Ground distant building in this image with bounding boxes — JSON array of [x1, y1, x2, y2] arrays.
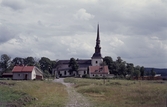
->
[[53, 24, 110, 78], [12, 66, 43, 80], [89, 24, 109, 77], [53, 59, 91, 77], [89, 66, 109, 78], [2, 73, 13, 79]]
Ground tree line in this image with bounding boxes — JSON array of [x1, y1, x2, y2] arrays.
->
[[0, 53, 155, 79], [0, 54, 56, 77], [103, 56, 156, 79], [68, 56, 156, 79]]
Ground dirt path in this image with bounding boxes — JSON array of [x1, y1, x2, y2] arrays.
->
[[54, 78, 91, 107]]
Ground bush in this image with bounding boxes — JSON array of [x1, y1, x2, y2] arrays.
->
[[82, 74, 89, 78]]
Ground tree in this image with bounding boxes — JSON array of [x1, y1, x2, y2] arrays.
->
[[119, 61, 127, 77], [126, 63, 134, 75], [135, 65, 140, 71], [34, 57, 40, 68], [150, 68, 156, 77], [24, 57, 35, 66], [133, 70, 140, 80], [103, 56, 114, 74], [12, 57, 24, 66], [133, 66, 141, 80], [0, 54, 11, 73], [112, 61, 119, 76], [115, 57, 127, 77], [39, 57, 52, 72], [140, 66, 145, 78], [116, 56, 123, 63], [68, 58, 78, 76]]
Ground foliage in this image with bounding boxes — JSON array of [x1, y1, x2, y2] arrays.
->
[[12, 57, 24, 66], [0, 54, 11, 73], [43, 70, 51, 78], [133, 70, 140, 79], [151, 68, 156, 77], [24, 57, 35, 66], [12, 57, 35, 66], [68, 58, 78, 75], [126, 63, 134, 76], [103, 56, 114, 73], [39, 57, 52, 73], [113, 57, 127, 77], [140, 66, 145, 77], [0, 53, 148, 80]]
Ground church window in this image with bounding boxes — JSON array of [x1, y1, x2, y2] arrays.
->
[[64, 71, 66, 75], [96, 61, 98, 64]]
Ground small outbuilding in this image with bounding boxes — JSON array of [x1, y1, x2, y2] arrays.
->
[[2, 73, 13, 79], [12, 66, 43, 80], [89, 66, 109, 78]]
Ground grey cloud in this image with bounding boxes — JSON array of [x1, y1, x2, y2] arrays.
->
[[86, 0, 167, 36], [0, 25, 16, 44], [0, 0, 166, 68], [1, 0, 26, 10]]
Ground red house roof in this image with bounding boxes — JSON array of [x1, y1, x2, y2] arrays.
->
[[89, 66, 109, 74], [12, 66, 35, 73]]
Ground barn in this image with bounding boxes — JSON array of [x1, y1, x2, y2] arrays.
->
[[12, 66, 43, 80]]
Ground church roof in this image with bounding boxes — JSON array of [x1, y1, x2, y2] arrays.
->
[[55, 59, 91, 71], [56, 59, 91, 64], [92, 53, 102, 59]]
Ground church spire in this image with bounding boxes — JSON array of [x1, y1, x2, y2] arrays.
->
[[96, 24, 100, 41], [92, 24, 102, 59]]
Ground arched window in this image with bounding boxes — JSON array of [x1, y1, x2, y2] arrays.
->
[[96, 61, 98, 64]]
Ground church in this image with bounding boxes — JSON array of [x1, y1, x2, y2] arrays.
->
[[52, 24, 110, 78]]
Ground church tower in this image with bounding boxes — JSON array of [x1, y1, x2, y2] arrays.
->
[[91, 24, 103, 66]]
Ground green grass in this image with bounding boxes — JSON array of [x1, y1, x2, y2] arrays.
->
[[65, 78, 167, 107], [0, 80, 68, 107]]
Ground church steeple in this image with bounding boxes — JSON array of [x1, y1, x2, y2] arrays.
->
[[92, 24, 102, 59], [96, 24, 100, 42]]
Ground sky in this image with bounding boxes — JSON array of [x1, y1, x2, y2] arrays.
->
[[0, 0, 167, 68]]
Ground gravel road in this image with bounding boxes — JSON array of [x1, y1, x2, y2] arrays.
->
[[54, 78, 91, 107]]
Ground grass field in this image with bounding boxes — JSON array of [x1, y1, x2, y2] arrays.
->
[[64, 78, 167, 107], [0, 80, 68, 107]]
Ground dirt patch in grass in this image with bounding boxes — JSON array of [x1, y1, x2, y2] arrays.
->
[[0, 81, 15, 86]]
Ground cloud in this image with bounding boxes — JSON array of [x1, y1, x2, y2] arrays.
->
[[0, 0, 166, 68], [0, 24, 16, 44], [1, 0, 26, 10], [74, 8, 94, 20], [79, 0, 98, 4]]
